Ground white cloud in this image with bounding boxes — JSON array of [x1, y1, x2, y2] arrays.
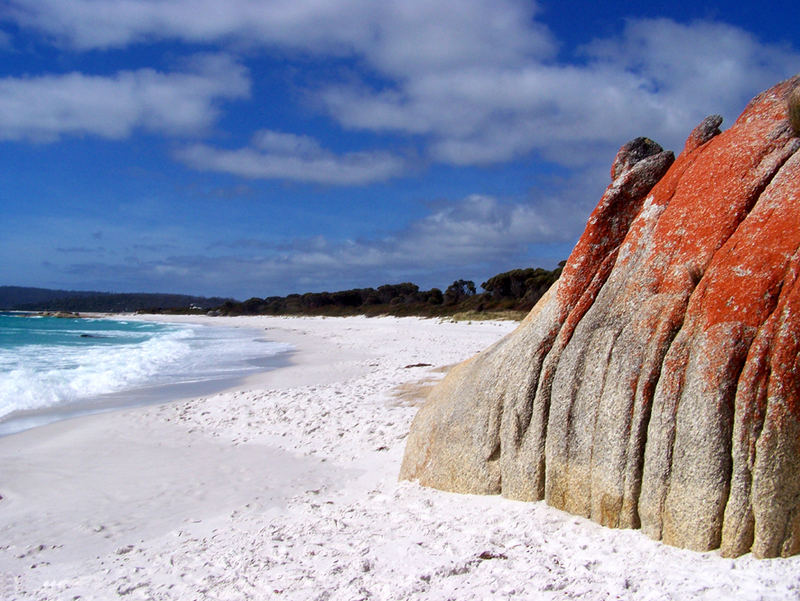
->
[[320, 18, 800, 166], [583, 19, 800, 126], [393, 195, 556, 262], [3, 0, 552, 67], [176, 129, 408, 185], [0, 54, 249, 141], [3, 2, 798, 167], [4, 0, 372, 51]]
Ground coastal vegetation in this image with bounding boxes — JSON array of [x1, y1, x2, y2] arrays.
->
[[211, 264, 564, 319], [1, 263, 564, 319]]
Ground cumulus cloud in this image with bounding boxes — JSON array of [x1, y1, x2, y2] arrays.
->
[[0, 54, 249, 141], [3, 0, 552, 67], [321, 19, 800, 166], [4, 0, 372, 51], [391, 195, 558, 263], [176, 130, 408, 185], [582, 19, 800, 134], [6, 1, 797, 168]]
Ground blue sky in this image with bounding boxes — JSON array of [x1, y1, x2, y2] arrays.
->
[[0, 1, 797, 299]]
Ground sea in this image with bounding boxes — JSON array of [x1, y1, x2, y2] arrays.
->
[[0, 312, 292, 436]]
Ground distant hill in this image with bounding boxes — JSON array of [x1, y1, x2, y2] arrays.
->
[[0, 286, 233, 312]]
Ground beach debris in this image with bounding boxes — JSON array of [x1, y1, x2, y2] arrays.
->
[[478, 551, 508, 560]]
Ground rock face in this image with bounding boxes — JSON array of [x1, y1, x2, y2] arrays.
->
[[400, 76, 800, 558]]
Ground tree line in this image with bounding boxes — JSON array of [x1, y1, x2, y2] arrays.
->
[[211, 263, 564, 318]]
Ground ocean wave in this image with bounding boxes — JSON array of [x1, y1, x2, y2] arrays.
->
[[0, 328, 193, 418], [0, 323, 291, 420]]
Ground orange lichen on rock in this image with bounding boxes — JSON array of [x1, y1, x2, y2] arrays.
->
[[401, 74, 800, 557]]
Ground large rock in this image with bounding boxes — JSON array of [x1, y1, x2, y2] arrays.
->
[[400, 75, 800, 558]]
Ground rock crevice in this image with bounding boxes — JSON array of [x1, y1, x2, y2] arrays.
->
[[400, 75, 800, 558]]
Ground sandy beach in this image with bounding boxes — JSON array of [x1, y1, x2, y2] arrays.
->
[[1, 315, 799, 600]]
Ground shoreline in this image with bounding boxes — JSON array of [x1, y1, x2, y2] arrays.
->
[[1, 315, 798, 600], [124, 313, 375, 390], [0, 315, 512, 599], [0, 314, 295, 438]]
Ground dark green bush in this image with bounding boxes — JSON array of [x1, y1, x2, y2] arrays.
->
[[444, 280, 476, 305], [427, 288, 444, 305]]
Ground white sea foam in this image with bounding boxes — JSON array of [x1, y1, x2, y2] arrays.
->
[[0, 322, 291, 421]]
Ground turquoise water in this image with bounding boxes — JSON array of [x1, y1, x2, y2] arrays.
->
[[0, 312, 175, 350], [0, 313, 291, 435]]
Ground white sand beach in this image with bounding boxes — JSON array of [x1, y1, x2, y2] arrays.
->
[[1, 315, 798, 600]]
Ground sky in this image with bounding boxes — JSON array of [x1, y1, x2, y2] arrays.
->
[[0, 1, 798, 299]]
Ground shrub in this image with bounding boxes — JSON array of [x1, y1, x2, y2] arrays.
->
[[427, 288, 444, 305], [789, 86, 800, 136], [444, 280, 476, 305]]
